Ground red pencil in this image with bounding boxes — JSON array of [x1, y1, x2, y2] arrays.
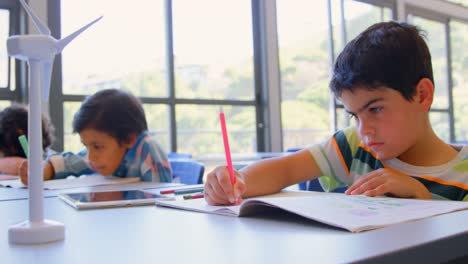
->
[[219, 112, 236, 185]]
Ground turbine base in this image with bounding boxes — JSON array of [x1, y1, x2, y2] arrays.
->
[[9, 219, 65, 244]]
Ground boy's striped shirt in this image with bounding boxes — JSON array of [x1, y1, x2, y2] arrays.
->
[[308, 126, 468, 201]]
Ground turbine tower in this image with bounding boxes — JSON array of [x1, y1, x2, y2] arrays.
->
[[7, 0, 102, 244]]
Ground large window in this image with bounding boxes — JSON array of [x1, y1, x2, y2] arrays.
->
[[410, 15, 451, 141], [0, 9, 9, 88], [173, 1, 254, 101], [276, 0, 332, 150], [61, 1, 167, 97], [450, 20, 468, 141], [446, 0, 468, 7], [172, 0, 257, 156], [0, 0, 20, 104], [7, 0, 464, 157], [57, 0, 259, 157], [406, 4, 468, 143], [277, 0, 468, 149], [277, 0, 394, 150], [60, 0, 168, 152], [0, 0, 20, 100], [343, 0, 393, 43]]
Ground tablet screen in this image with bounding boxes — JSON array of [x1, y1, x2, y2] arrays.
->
[[59, 190, 174, 209], [67, 190, 159, 202]]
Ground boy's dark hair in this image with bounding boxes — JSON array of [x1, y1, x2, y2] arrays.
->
[[0, 104, 55, 157], [73, 89, 148, 144], [330, 21, 433, 100]]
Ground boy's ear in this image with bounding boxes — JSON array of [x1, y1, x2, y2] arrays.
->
[[415, 78, 434, 112], [123, 134, 137, 149]]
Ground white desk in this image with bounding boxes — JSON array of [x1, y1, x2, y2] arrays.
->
[[0, 182, 182, 202], [1, 197, 468, 263]]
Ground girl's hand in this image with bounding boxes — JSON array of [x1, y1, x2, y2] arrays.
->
[[18, 160, 55, 185], [204, 165, 247, 205], [345, 168, 431, 199], [18, 160, 28, 185], [0, 156, 26, 176]]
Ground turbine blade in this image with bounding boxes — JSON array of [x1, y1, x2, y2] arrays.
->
[[56, 16, 103, 52], [41, 61, 53, 113], [19, 0, 51, 35]]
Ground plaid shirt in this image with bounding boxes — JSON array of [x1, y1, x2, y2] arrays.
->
[[48, 131, 172, 182]]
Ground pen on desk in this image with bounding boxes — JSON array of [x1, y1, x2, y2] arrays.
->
[[219, 112, 235, 185], [18, 135, 29, 158], [174, 189, 204, 195], [183, 193, 204, 200], [160, 186, 204, 195]]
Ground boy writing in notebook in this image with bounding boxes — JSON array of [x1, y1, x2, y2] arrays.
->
[[205, 21, 468, 205], [19, 89, 172, 184]]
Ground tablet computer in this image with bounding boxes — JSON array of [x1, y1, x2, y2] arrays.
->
[[58, 190, 174, 210]]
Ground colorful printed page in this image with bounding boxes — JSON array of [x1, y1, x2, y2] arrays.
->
[[0, 175, 140, 190], [156, 191, 468, 232]]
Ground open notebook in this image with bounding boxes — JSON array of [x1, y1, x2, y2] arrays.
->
[[156, 191, 468, 232]]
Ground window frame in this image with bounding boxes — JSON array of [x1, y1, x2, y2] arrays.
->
[[47, 0, 272, 154], [0, 0, 25, 103], [406, 5, 455, 141], [403, 0, 468, 143], [10, 0, 468, 153], [331, 0, 468, 144]]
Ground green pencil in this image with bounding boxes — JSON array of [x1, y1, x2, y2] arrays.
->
[[18, 135, 29, 158], [174, 188, 204, 195], [183, 193, 204, 200]]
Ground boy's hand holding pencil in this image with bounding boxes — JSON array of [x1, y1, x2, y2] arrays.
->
[[204, 111, 246, 206], [204, 165, 246, 205], [17, 135, 54, 185]]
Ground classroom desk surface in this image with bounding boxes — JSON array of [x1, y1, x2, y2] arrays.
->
[[1, 197, 468, 264], [0, 182, 182, 202]]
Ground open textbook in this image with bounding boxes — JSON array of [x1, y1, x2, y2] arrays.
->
[[0, 175, 140, 190], [156, 191, 468, 232]]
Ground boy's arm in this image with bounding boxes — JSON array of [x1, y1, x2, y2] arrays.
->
[[18, 151, 93, 185], [141, 161, 172, 182], [47, 151, 95, 179], [0, 157, 27, 175], [204, 149, 323, 205], [140, 155, 172, 182], [139, 141, 172, 182], [241, 149, 323, 197]]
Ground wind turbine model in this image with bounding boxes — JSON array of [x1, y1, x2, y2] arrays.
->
[[7, 0, 102, 244]]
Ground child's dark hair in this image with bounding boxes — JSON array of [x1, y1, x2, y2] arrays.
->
[[0, 104, 55, 157], [72, 89, 148, 144], [330, 21, 433, 101]]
